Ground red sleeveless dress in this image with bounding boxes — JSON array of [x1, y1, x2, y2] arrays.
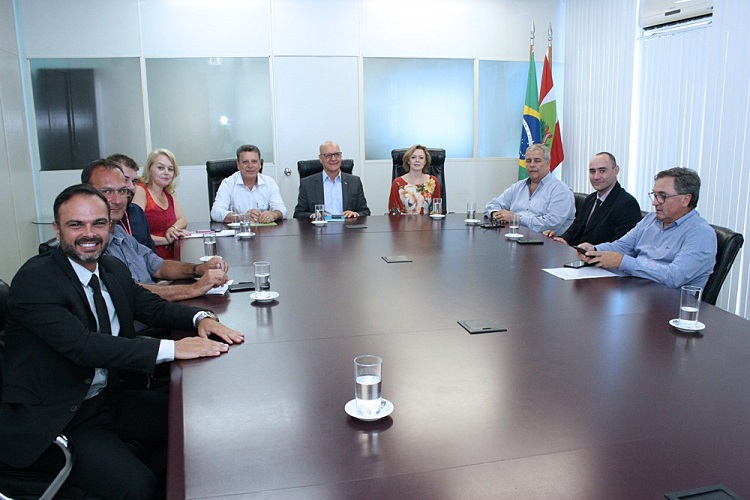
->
[[143, 186, 178, 259]]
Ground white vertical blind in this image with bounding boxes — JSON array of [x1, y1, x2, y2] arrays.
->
[[562, 0, 639, 194], [565, 0, 750, 317]]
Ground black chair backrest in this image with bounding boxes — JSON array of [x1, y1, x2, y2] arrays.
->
[[703, 224, 744, 305], [573, 192, 588, 215], [1, 279, 9, 385], [205, 159, 240, 212], [297, 159, 354, 179], [391, 148, 447, 212]]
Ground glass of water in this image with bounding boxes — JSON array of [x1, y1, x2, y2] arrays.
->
[[679, 285, 702, 328], [354, 355, 383, 416], [508, 214, 520, 235], [253, 261, 271, 299], [202, 231, 217, 257], [432, 198, 443, 216], [466, 202, 477, 221], [314, 204, 325, 222]]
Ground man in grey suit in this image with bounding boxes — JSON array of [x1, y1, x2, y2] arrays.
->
[[293, 140, 370, 219]]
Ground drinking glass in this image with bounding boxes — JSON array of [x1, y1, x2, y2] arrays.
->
[[508, 214, 520, 235], [314, 204, 325, 222], [254, 261, 271, 299], [466, 202, 477, 221], [679, 285, 702, 328], [354, 355, 383, 416], [202, 231, 217, 257], [432, 198, 443, 216]]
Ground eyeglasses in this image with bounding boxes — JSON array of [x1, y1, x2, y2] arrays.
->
[[99, 188, 130, 198], [321, 152, 342, 160], [648, 191, 684, 204]]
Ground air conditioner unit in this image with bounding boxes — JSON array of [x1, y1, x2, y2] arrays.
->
[[639, 0, 714, 31]]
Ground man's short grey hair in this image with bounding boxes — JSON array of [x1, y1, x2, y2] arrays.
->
[[236, 144, 262, 161], [655, 167, 701, 209], [526, 143, 551, 162]]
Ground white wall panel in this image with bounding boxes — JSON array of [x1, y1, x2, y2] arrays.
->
[[140, 0, 271, 57], [272, 0, 360, 56], [476, 0, 565, 61], [362, 0, 476, 58], [18, 0, 141, 57], [0, 0, 17, 52], [273, 56, 361, 214]]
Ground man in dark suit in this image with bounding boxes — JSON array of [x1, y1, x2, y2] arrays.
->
[[105, 153, 157, 251], [293, 140, 370, 218], [0, 184, 244, 498], [543, 152, 642, 245]]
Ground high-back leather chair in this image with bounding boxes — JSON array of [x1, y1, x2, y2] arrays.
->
[[573, 192, 588, 215], [391, 148, 447, 213], [703, 224, 744, 305], [297, 159, 354, 179], [205, 159, 240, 213], [0, 278, 78, 499]]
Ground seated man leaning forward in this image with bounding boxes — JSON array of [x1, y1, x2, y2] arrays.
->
[[294, 140, 370, 219], [106, 153, 157, 251], [82, 159, 229, 302], [0, 184, 243, 498], [579, 167, 716, 289], [543, 151, 642, 246], [210, 144, 287, 223], [485, 143, 575, 234]]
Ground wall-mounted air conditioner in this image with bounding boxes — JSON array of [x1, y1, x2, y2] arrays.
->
[[639, 0, 714, 31]]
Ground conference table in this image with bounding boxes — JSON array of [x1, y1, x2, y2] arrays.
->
[[167, 215, 750, 499]]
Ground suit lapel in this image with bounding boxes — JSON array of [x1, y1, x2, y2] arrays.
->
[[52, 249, 92, 326], [341, 173, 350, 208], [98, 260, 135, 338], [587, 182, 621, 230]]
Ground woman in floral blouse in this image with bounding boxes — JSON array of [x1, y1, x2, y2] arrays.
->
[[388, 144, 442, 215]]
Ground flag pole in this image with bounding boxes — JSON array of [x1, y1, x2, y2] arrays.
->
[[547, 23, 553, 62], [530, 21, 535, 55]]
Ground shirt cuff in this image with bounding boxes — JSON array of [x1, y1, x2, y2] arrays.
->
[[157, 339, 175, 363]]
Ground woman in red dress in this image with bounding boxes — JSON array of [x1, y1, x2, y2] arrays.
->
[[132, 148, 189, 259], [388, 144, 441, 215]]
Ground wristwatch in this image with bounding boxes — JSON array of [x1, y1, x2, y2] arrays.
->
[[194, 311, 219, 327]]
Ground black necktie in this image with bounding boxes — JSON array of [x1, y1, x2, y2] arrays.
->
[[88, 274, 112, 335], [586, 198, 602, 229]]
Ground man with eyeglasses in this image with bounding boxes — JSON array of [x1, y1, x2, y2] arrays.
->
[[81, 159, 229, 302], [293, 140, 370, 219], [578, 167, 716, 289], [106, 153, 156, 251]]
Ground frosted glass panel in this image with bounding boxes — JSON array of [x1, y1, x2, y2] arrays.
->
[[146, 58, 272, 165], [29, 58, 145, 170], [364, 58, 473, 160], [478, 60, 564, 158]]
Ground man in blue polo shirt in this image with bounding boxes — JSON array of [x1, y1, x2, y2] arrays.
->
[[579, 167, 716, 289]]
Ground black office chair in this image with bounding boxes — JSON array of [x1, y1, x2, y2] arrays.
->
[[297, 159, 354, 179], [205, 159, 239, 213], [39, 237, 59, 254], [391, 148, 447, 213], [702, 224, 744, 306], [0, 278, 79, 499], [573, 192, 588, 215]]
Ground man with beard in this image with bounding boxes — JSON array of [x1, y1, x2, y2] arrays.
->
[[84, 159, 228, 302], [0, 184, 244, 498], [484, 143, 575, 234]]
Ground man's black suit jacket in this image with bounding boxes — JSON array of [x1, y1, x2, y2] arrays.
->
[[0, 249, 201, 468], [560, 182, 643, 246], [294, 171, 370, 218]]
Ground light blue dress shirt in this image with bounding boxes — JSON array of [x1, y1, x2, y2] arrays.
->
[[210, 171, 288, 222], [105, 225, 164, 285], [484, 174, 576, 234], [595, 210, 716, 289], [322, 171, 344, 215]]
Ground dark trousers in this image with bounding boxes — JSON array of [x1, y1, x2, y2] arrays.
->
[[33, 386, 168, 499]]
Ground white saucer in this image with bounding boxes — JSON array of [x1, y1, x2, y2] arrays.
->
[[250, 291, 279, 302], [345, 399, 394, 421], [669, 318, 706, 333], [199, 255, 222, 262], [465, 219, 481, 224], [430, 214, 446, 219], [505, 233, 523, 239], [312, 220, 327, 225], [237, 231, 255, 239], [227, 222, 240, 228]]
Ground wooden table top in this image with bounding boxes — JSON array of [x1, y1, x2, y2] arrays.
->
[[168, 215, 750, 499]]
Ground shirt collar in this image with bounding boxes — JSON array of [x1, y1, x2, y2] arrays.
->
[[68, 257, 99, 286], [322, 170, 341, 184]]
